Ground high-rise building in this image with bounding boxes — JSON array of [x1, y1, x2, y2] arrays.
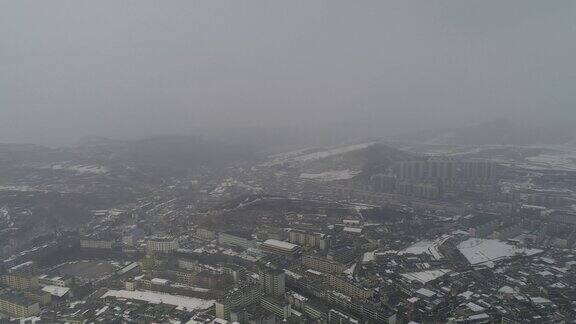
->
[[0, 274, 39, 291], [80, 238, 114, 250], [370, 174, 397, 193], [259, 265, 285, 296], [215, 282, 261, 320], [146, 236, 179, 253], [218, 231, 256, 250], [288, 229, 329, 251], [398, 160, 497, 182]]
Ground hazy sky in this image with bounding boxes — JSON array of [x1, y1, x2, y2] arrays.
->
[[1, 1, 575, 144]]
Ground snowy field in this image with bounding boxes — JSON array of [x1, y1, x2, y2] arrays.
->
[[457, 239, 542, 266], [263, 142, 376, 166], [102, 289, 214, 311], [38, 162, 109, 174]]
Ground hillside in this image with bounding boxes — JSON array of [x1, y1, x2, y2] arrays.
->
[[261, 141, 415, 182]]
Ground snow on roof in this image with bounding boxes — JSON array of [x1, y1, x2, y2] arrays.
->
[[186, 319, 229, 324], [306, 269, 323, 276], [151, 278, 169, 285], [288, 292, 308, 302], [362, 251, 376, 263], [468, 313, 490, 321], [343, 227, 362, 234], [530, 297, 553, 305], [41, 285, 70, 297], [466, 302, 485, 312], [9, 261, 34, 270], [284, 270, 302, 280], [549, 282, 567, 289], [399, 236, 449, 260], [102, 289, 214, 311], [117, 262, 139, 275], [521, 204, 547, 210], [262, 239, 299, 251], [457, 239, 543, 266], [291, 309, 303, 317], [415, 288, 436, 298], [400, 240, 435, 255], [329, 309, 359, 324], [498, 286, 515, 294], [344, 263, 356, 275], [401, 269, 451, 284], [95, 305, 109, 316], [540, 257, 556, 264], [407, 297, 419, 303]]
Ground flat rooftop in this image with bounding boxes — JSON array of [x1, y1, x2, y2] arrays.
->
[[262, 239, 300, 251]]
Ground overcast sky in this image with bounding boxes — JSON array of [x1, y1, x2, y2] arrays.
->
[[1, 1, 575, 144]]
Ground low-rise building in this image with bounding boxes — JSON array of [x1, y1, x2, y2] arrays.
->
[[218, 232, 256, 250], [175, 270, 198, 286], [196, 228, 216, 240], [23, 290, 51, 306], [328, 309, 360, 324], [260, 239, 301, 258], [80, 238, 114, 249], [260, 296, 291, 320], [303, 254, 346, 274], [288, 229, 329, 251], [0, 292, 40, 318], [325, 274, 374, 300], [8, 261, 37, 276], [38, 275, 72, 287], [146, 236, 179, 253], [0, 274, 39, 291]]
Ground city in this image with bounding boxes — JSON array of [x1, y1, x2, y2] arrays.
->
[[1, 136, 576, 323], [1, 1, 576, 323]]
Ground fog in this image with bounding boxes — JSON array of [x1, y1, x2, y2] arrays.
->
[[1, 1, 575, 145]]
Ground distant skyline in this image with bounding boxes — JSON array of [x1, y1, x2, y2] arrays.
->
[[1, 1, 575, 145]]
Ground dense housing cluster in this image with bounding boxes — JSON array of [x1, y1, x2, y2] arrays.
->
[[1, 141, 576, 323]]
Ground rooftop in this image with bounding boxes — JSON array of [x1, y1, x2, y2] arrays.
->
[[261, 239, 300, 251]]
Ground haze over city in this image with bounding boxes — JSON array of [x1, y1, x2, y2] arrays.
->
[[1, 2, 576, 324], [1, 1, 575, 144]]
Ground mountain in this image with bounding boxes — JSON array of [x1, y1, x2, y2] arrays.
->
[[0, 135, 260, 195]]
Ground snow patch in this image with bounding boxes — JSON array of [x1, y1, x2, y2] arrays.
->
[[263, 142, 376, 166], [38, 162, 109, 174], [101, 289, 214, 311], [457, 239, 542, 266], [300, 170, 360, 181], [401, 269, 451, 284]]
